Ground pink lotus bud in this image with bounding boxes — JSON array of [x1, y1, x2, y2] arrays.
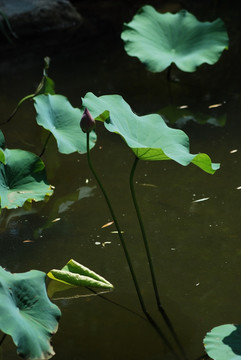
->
[[80, 108, 95, 133]]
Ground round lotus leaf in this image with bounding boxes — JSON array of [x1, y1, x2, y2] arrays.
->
[[121, 6, 229, 72], [0, 266, 61, 359], [204, 324, 241, 360], [0, 148, 53, 209]]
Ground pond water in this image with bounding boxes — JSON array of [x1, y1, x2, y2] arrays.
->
[[0, 1, 241, 359]]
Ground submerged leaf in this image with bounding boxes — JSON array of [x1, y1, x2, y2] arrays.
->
[[204, 324, 241, 360], [0, 266, 61, 360], [81, 92, 219, 174], [34, 94, 96, 154], [121, 6, 229, 72], [0, 148, 53, 209], [48, 259, 114, 289]]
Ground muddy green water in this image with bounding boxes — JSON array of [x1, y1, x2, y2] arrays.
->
[[0, 3, 241, 360]]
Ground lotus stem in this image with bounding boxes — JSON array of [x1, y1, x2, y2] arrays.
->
[[86, 287, 146, 321], [39, 132, 52, 157], [0, 333, 6, 346], [0, 94, 35, 126], [86, 133, 180, 359], [129, 155, 188, 360]]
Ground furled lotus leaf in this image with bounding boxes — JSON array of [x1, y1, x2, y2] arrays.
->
[[121, 6, 229, 72], [81, 92, 220, 174], [34, 94, 96, 154], [204, 324, 241, 360], [48, 259, 114, 289], [37, 56, 55, 95], [0, 266, 61, 360], [6, 57, 55, 124], [0, 148, 53, 209]]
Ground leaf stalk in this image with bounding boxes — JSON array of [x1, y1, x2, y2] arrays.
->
[[86, 133, 180, 359], [129, 155, 188, 360]]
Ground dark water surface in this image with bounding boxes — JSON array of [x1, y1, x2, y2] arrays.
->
[[0, 1, 241, 359]]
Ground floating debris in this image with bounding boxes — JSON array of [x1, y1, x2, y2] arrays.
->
[[208, 103, 222, 109], [230, 149, 238, 154], [101, 221, 114, 229], [102, 241, 111, 247], [192, 197, 210, 203], [139, 183, 158, 188], [52, 218, 61, 222], [110, 231, 124, 234]]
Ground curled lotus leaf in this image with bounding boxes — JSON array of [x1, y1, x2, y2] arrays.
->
[[81, 92, 219, 174], [48, 259, 114, 289], [0, 266, 61, 360], [0, 148, 53, 209], [121, 6, 229, 72]]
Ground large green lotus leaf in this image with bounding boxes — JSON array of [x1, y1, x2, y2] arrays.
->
[[34, 94, 96, 154], [81, 92, 219, 174], [204, 324, 241, 360], [121, 6, 229, 72], [0, 266, 61, 360], [48, 259, 114, 289], [0, 148, 53, 209]]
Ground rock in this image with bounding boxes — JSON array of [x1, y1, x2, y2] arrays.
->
[[0, 0, 83, 39]]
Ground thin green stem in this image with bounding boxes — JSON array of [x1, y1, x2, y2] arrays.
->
[[39, 132, 52, 157], [0, 94, 35, 126], [86, 133, 180, 359], [86, 287, 146, 321], [130, 156, 188, 360], [0, 333, 6, 346]]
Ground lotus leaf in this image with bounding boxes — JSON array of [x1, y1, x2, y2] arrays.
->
[[48, 259, 114, 289], [0, 148, 53, 209], [121, 6, 229, 72], [0, 130, 5, 164], [81, 92, 219, 174], [0, 266, 61, 360], [204, 324, 241, 360], [34, 94, 96, 154], [0, 130, 5, 148]]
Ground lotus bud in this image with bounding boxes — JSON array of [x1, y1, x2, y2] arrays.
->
[[80, 108, 95, 133]]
